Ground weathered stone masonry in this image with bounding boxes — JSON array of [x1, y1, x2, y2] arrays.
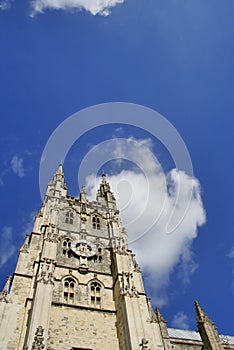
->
[[0, 165, 233, 350]]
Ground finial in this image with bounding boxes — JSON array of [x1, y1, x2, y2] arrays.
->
[[194, 300, 208, 323], [156, 306, 166, 323], [80, 186, 87, 203], [57, 163, 63, 174], [102, 173, 107, 184]]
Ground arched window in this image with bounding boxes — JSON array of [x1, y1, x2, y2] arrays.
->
[[63, 277, 76, 303], [65, 211, 74, 224], [90, 281, 101, 308], [92, 215, 100, 230], [62, 238, 72, 258]]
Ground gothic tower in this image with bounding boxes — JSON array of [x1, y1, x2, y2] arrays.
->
[[1, 166, 234, 350], [0, 166, 167, 350]]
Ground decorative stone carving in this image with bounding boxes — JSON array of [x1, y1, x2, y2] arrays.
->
[[120, 272, 139, 297], [111, 237, 128, 255], [45, 223, 58, 243], [132, 254, 141, 273], [139, 338, 149, 349], [146, 298, 157, 323], [0, 276, 12, 303], [80, 186, 87, 203], [31, 326, 45, 350], [37, 259, 55, 285], [20, 235, 30, 253]]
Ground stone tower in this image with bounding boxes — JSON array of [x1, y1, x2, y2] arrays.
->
[[1, 166, 234, 350], [0, 165, 168, 350]]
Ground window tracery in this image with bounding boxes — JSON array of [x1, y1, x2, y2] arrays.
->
[[92, 215, 100, 230], [65, 211, 74, 224], [63, 277, 76, 303], [90, 281, 102, 308]]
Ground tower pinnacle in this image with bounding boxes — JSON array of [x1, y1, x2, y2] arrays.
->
[[194, 301, 223, 350], [97, 173, 116, 205]]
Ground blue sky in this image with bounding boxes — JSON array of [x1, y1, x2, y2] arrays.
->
[[1, 0, 234, 335]]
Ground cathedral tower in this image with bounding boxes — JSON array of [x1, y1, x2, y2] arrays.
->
[[1, 166, 234, 350], [0, 166, 166, 350]]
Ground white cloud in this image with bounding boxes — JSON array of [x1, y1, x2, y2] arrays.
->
[[228, 246, 234, 259], [30, 0, 124, 17], [171, 311, 190, 329], [85, 137, 206, 305], [22, 211, 37, 237], [228, 247, 234, 290], [11, 155, 25, 178], [0, 226, 17, 268], [0, 0, 11, 10]]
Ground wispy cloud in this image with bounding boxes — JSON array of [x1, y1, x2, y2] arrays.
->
[[227, 247, 234, 291], [22, 211, 36, 237], [0, 226, 17, 268], [171, 311, 190, 329], [0, 0, 11, 10], [85, 137, 206, 305], [228, 246, 234, 259], [30, 0, 124, 17], [11, 155, 25, 178]]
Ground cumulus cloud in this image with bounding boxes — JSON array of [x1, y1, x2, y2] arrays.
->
[[11, 155, 25, 178], [85, 137, 206, 305], [30, 0, 124, 17], [0, 226, 17, 268], [171, 311, 190, 329]]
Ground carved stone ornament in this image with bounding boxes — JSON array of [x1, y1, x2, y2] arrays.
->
[[31, 326, 45, 350], [111, 237, 128, 254], [45, 223, 58, 243], [139, 338, 150, 349], [20, 235, 29, 253], [0, 290, 9, 303], [0, 276, 12, 303], [120, 272, 139, 298], [146, 298, 157, 323], [37, 259, 55, 285], [132, 255, 141, 273]]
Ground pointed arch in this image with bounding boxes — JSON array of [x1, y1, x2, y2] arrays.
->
[[88, 278, 104, 308], [61, 275, 80, 304]]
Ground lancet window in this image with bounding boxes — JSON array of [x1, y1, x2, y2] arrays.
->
[[63, 277, 76, 303], [90, 281, 102, 308]]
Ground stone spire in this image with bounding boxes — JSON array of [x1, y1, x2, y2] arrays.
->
[[45, 163, 67, 199], [97, 173, 116, 205], [53, 163, 64, 182], [195, 301, 223, 350]]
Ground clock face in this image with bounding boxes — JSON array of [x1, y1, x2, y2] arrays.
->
[[71, 239, 97, 258]]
